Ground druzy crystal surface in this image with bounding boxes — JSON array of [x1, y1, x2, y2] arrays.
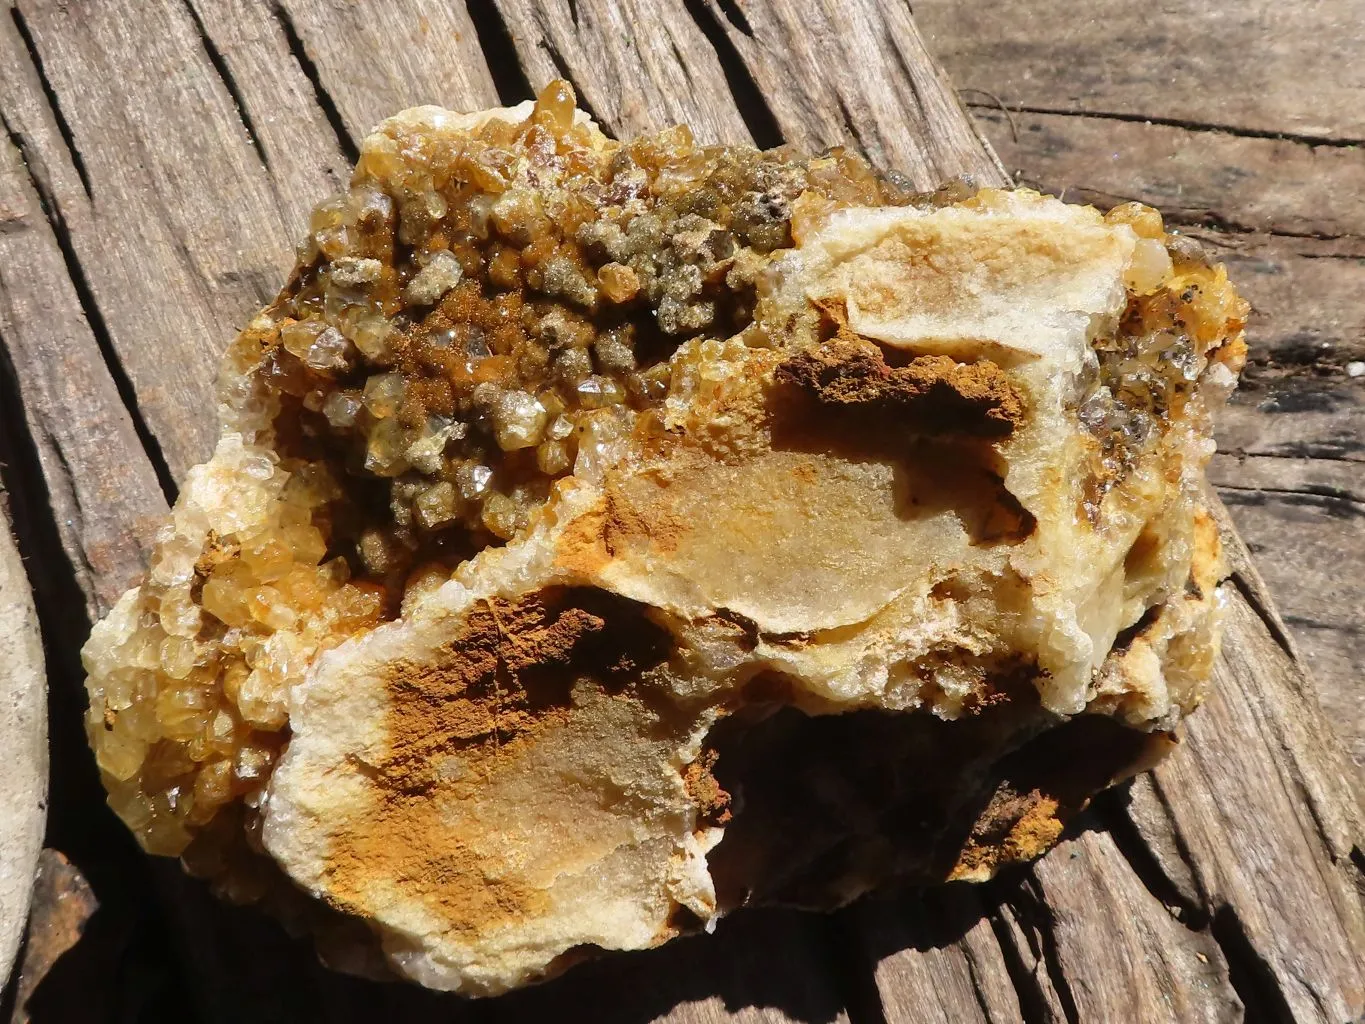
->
[[83, 82, 1247, 995]]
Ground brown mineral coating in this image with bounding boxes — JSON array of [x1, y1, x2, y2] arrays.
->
[[380, 589, 670, 786], [774, 332, 1025, 439], [326, 590, 678, 927]]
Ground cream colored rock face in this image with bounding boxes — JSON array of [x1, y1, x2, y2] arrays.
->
[[83, 86, 1246, 996]]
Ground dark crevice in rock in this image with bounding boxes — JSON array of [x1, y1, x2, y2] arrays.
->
[[1209, 906, 1296, 1024], [9, 7, 91, 200], [463, 0, 536, 107], [0, 110, 178, 503], [270, 2, 359, 164], [680, 0, 783, 149], [180, 0, 270, 171]]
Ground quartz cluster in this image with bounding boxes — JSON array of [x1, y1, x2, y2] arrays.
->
[[83, 82, 1247, 995]]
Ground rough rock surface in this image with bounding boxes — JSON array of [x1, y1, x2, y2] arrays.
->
[[1, 509, 46, 988], [82, 83, 1247, 995]]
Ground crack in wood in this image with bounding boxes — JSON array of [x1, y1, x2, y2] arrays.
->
[[1209, 906, 1297, 1024], [681, 0, 783, 148], [1220, 487, 1365, 521], [1283, 615, 1365, 637], [180, 0, 270, 171], [1225, 571, 1297, 662], [0, 110, 177, 503], [270, 2, 359, 164], [818, 915, 890, 1024], [9, 7, 91, 201], [1216, 480, 1365, 508], [983, 894, 1058, 1024], [834, 92, 872, 163], [1092, 789, 1210, 929], [1015, 877, 1081, 1024], [465, 0, 536, 106], [711, 0, 754, 38], [0, 329, 101, 602], [965, 99, 1365, 151]]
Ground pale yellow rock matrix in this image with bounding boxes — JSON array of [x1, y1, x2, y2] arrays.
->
[[83, 82, 1247, 995]]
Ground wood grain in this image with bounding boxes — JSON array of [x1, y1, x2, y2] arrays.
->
[[486, 0, 754, 147], [913, 0, 1365, 776], [914, 0, 1365, 140], [0, 1, 1360, 1022]]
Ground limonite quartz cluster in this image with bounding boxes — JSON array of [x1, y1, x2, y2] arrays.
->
[[84, 82, 1247, 995]]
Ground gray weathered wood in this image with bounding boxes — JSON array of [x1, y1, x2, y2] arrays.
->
[[0, 0, 1360, 1021], [915, 0, 1365, 140], [486, 0, 754, 147], [270, 0, 498, 146], [852, 887, 1026, 1023], [698, 0, 1009, 189], [913, 0, 1365, 777]]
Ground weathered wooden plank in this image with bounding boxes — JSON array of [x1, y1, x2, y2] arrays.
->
[[701, 0, 1008, 189], [852, 887, 1025, 1024], [273, 0, 499, 145], [1027, 827, 1240, 1023], [1218, 384, 1365, 465], [487, 0, 754, 147], [0, 30, 166, 615], [966, 106, 1365, 240], [1, 0, 310, 474], [1128, 507, 1365, 1020], [183, 0, 354, 224], [1209, 448, 1365, 769], [915, 0, 1365, 140]]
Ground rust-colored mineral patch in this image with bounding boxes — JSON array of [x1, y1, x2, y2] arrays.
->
[[325, 588, 672, 933], [774, 333, 1024, 439]]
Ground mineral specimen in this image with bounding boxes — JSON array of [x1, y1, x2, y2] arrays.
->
[[83, 82, 1247, 995]]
